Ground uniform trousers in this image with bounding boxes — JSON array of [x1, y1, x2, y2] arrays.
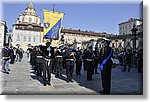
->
[[42, 59, 52, 84], [101, 64, 111, 94], [86, 60, 94, 80], [66, 59, 74, 81]]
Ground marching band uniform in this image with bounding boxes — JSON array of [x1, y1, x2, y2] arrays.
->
[[35, 46, 43, 77], [85, 46, 95, 81], [75, 49, 82, 75], [54, 48, 63, 76], [65, 44, 76, 83], [41, 42, 54, 86], [93, 48, 99, 74]]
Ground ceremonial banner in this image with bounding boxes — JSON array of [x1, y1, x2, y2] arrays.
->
[[43, 10, 64, 41]]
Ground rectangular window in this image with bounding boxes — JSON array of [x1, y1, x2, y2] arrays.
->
[[120, 26, 121, 30], [16, 35, 20, 41], [39, 37, 41, 43], [22, 17, 24, 22], [33, 37, 36, 42], [23, 36, 26, 42], [28, 36, 31, 42]]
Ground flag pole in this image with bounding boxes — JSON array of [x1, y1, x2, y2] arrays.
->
[[53, 3, 55, 13]]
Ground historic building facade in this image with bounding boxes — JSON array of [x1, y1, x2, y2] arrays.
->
[[12, 3, 43, 50], [110, 18, 143, 52], [119, 18, 142, 35], [61, 28, 111, 49], [0, 20, 8, 48], [11, 3, 143, 52]]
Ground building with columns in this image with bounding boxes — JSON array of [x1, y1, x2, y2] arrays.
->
[[11, 3, 111, 51], [61, 28, 112, 49], [12, 3, 43, 50], [11, 3, 143, 52]]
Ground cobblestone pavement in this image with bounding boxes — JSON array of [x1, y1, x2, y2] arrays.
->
[[0, 55, 143, 95]]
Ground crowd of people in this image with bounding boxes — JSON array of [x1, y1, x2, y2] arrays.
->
[[1, 43, 24, 74], [118, 48, 143, 73], [0, 38, 143, 94], [26, 38, 113, 94], [28, 42, 100, 85]]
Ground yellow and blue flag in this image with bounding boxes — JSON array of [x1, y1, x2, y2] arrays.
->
[[43, 10, 64, 40]]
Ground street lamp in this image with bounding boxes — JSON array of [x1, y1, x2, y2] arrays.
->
[[131, 24, 138, 50], [123, 33, 126, 50], [122, 33, 126, 67], [131, 24, 138, 67]]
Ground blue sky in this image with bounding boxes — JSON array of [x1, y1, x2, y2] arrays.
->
[[2, 1, 141, 34]]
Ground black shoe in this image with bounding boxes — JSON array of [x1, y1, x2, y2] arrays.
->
[[47, 83, 51, 86], [8, 69, 11, 71], [56, 72, 59, 76], [66, 79, 70, 83], [99, 90, 110, 95], [90, 79, 93, 81], [87, 79, 93, 81], [138, 71, 143, 73], [69, 79, 73, 83], [44, 83, 46, 86], [6, 72, 9, 74]]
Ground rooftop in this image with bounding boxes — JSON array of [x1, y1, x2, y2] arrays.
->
[[119, 18, 143, 25]]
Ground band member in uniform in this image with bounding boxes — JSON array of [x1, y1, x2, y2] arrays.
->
[[41, 41, 54, 86], [85, 45, 95, 81], [62, 46, 67, 69], [1, 43, 11, 74], [83, 49, 88, 71], [99, 38, 113, 94], [93, 47, 99, 74], [75, 47, 82, 75], [35, 45, 43, 77], [54, 46, 63, 76], [65, 43, 76, 83], [30, 46, 36, 70]]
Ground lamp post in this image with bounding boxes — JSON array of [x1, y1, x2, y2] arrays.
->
[[123, 33, 126, 50], [60, 33, 64, 44], [131, 24, 138, 67], [123, 33, 126, 67], [131, 24, 138, 51]]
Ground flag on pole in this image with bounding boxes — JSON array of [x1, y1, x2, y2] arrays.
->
[[43, 10, 64, 41]]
